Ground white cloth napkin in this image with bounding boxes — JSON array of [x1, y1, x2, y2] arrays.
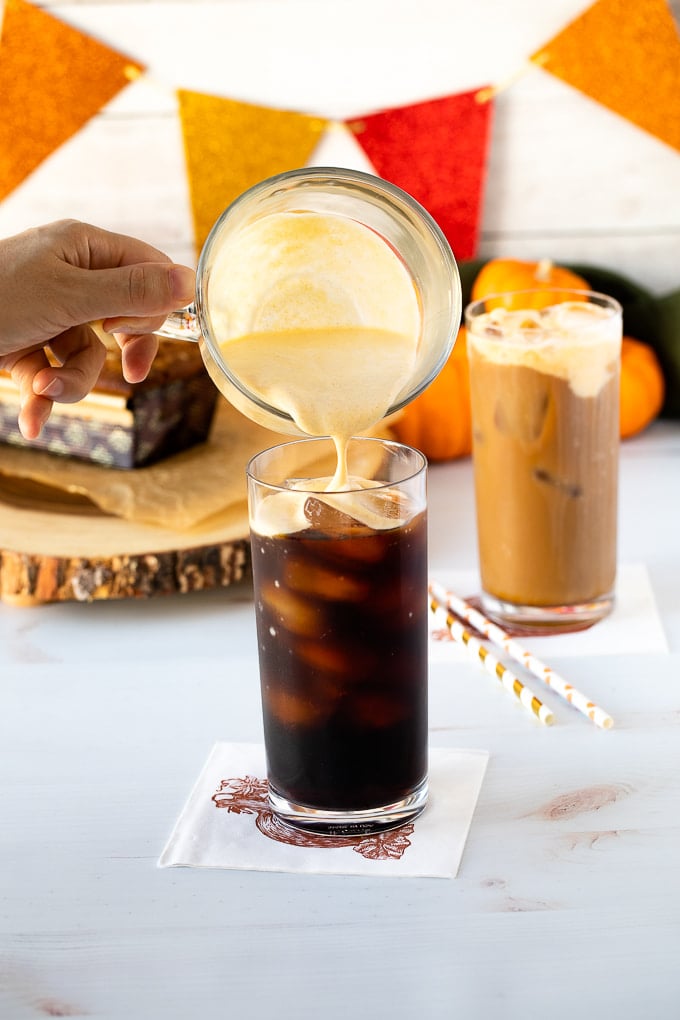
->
[[428, 562, 668, 662], [159, 742, 489, 878]]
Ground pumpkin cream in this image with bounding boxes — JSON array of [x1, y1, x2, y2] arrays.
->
[[207, 210, 421, 494]]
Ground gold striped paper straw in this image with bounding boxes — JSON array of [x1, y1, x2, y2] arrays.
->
[[429, 581, 614, 730], [429, 596, 554, 726]]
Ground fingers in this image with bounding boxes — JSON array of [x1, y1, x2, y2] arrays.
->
[[18, 392, 53, 441], [8, 323, 156, 438], [61, 220, 173, 271], [8, 325, 106, 438], [53, 222, 195, 315], [66, 261, 195, 325], [9, 348, 55, 440], [0, 222, 196, 434], [100, 311, 172, 337], [9, 325, 105, 437], [32, 325, 107, 403], [115, 332, 160, 384], [0, 221, 196, 357]]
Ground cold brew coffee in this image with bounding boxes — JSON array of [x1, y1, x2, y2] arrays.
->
[[248, 437, 428, 834]]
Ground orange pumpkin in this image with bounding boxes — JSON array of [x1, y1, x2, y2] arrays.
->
[[471, 258, 591, 309], [392, 326, 472, 461], [619, 336, 665, 439]]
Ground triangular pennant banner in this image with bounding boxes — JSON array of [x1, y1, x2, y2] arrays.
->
[[177, 91, 329, 251], [531, 0, 680, 153], [0, 0, 144, 201], [346, 90, 494, 260]]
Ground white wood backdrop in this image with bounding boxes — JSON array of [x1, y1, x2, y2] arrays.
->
[[1, 0, 679, 294]]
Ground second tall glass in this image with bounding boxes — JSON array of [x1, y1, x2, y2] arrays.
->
[[466, 289, 622, 631]]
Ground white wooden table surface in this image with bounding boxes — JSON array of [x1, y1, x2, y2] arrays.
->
[[2, 2, 680, 1016], [1, 420, 679, 1020]]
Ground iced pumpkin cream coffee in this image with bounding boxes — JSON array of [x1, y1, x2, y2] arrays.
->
[[466, 292, 622, 629]]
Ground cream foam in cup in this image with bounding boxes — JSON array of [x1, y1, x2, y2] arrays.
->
[[466, 297, 622, 397], [157, 168, 461, 442]]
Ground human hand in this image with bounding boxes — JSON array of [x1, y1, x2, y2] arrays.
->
[[0, 219, 196, 439]]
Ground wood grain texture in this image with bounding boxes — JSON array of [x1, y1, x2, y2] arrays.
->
[[0, 536, 250, 604], [0, 473, 251, 604]]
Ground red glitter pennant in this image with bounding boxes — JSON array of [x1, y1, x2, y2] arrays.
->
[[346, 89, 494, 260]]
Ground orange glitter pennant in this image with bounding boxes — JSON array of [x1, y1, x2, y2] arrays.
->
[[177, 91, 328, 252], [346, 90, 494, 260], [531, 0, 680, 153], [0, 0, 144, 201]]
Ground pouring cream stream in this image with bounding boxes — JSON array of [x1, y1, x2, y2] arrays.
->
[[205, 210, 421, 492]]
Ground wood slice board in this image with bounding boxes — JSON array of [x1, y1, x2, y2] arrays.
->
[[0, 473, 252, 606]]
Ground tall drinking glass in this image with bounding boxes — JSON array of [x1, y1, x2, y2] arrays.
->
[[466, 289, 622, 631], [247, 436, 428, 835]]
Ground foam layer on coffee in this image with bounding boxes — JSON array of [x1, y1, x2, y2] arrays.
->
[[252, 481, 413, 538], [468, 301, 621, 398]]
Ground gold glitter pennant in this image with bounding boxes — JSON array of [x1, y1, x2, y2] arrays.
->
[[177, 91, 329, 252], [531, 0, 680, 153], [0, 0, 144, 201]]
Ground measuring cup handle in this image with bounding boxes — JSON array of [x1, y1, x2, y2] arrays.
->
[[154, 304, 202, 342]]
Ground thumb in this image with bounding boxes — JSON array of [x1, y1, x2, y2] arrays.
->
[[67, 262, 195, 323]]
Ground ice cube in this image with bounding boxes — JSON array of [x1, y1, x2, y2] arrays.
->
[[494, 378, 550, 443], [354, 488, 406, 523], [327, 532, 391, 565], [284, 558, 369, 601], [507, 309, 543, 331], [479, 307, 551, 346], [489, 308, 543, 332], [551, 300, 608, 333], [264, 686, 331, 727], [351, 690, 409, 728], [305, 488, 409, 533], [253, 490, 309, 538], [297, 639, 354, 676], [260, 582, 324, 637], [299, 640, 380, 683], [303, 496, 367, 536]]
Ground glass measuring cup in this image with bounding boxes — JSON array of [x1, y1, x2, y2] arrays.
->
[[158, 166, 462, 435]]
